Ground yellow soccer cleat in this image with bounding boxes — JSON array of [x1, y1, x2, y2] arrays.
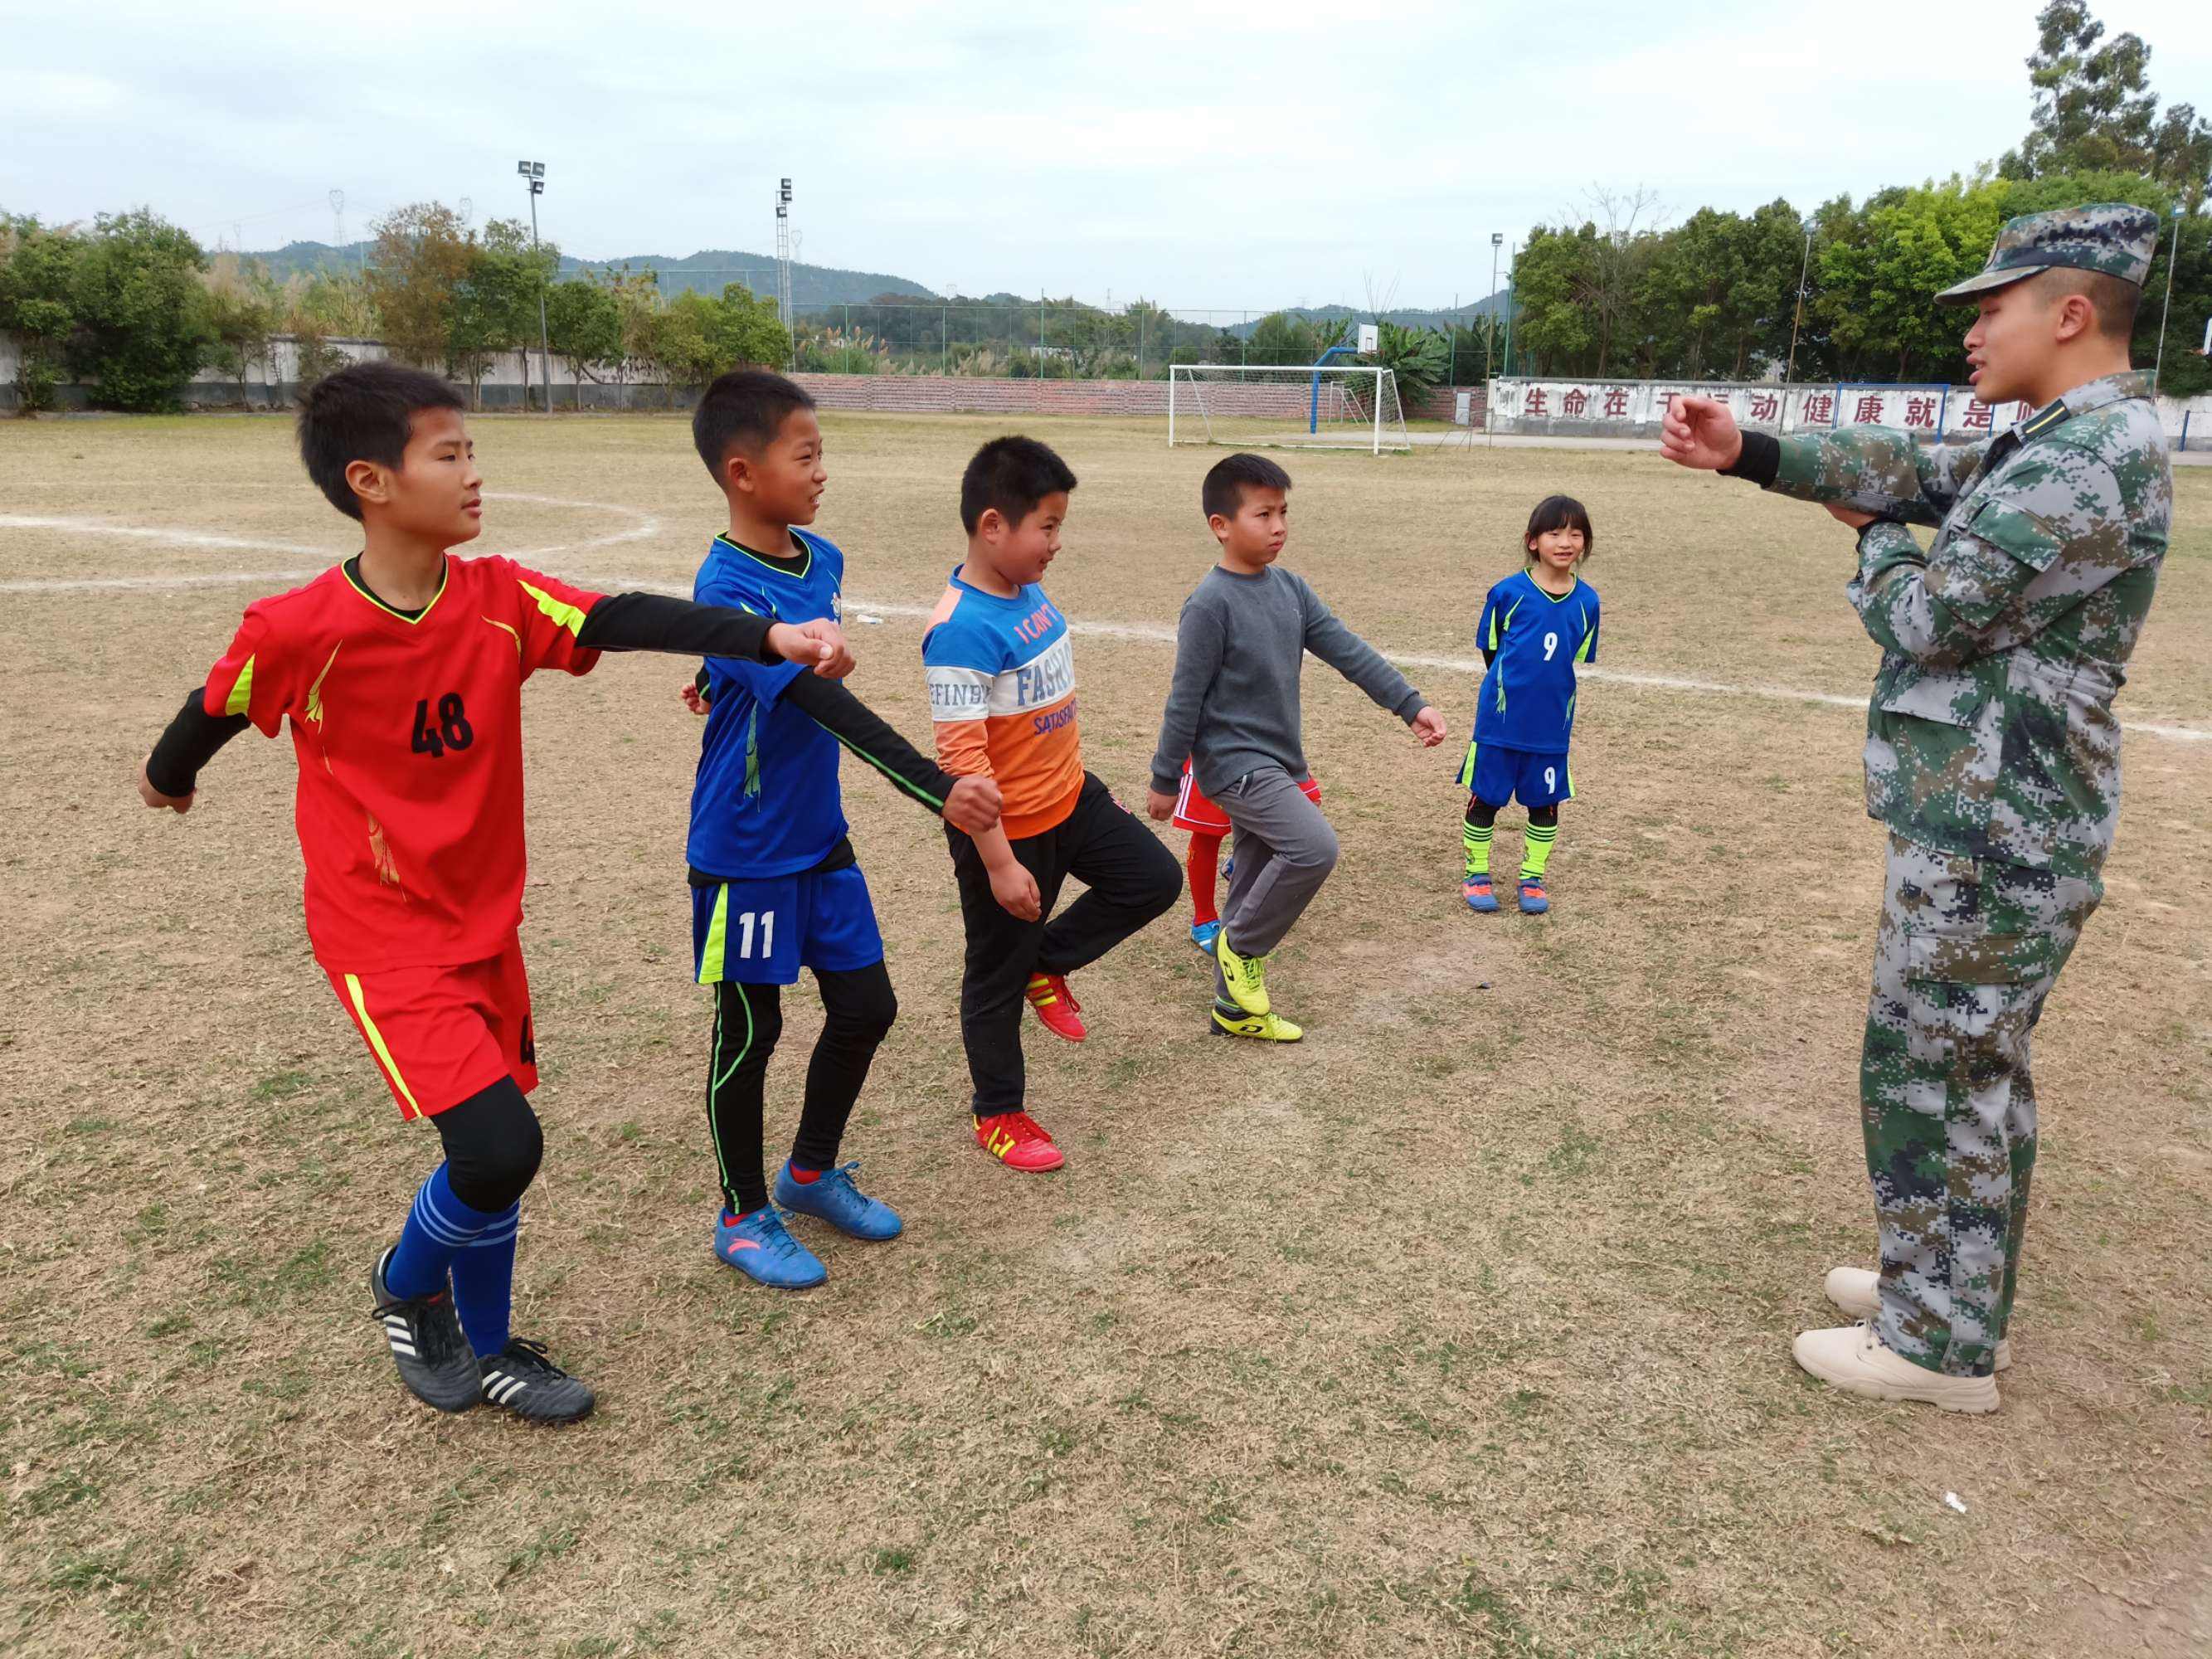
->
[[1209, 1004, 1303, 1043], [1214, 930, 1269, 1014]]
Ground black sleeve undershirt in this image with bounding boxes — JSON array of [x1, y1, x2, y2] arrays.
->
[[777, 671, 960, 819], [1720, 430, 1781, 487], [146, 691, 250, 799], [573, 591, 783, 661]]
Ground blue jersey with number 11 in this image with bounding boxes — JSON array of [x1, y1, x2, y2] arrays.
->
[[1473, 570, 1599, 755]]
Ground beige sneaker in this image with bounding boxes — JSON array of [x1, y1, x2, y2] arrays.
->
[[1824, 1267, 2012, 1371], [1791, 1322, 2000, 1413]]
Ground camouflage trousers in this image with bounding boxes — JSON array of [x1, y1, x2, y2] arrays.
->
[[1860, 833, 2101, 1377]]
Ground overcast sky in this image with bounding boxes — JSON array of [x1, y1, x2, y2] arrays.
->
[[6, 0, 2209, 312]]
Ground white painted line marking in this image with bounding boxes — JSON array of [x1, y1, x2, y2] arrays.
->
[[3, 504, 2202, 745], [0, 493, 659, 590]]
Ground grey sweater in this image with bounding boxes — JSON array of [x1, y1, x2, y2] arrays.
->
[[1148, 564, 1426, 798]]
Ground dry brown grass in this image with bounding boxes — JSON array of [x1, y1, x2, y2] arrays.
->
[[1, 411, 2207, 1658]]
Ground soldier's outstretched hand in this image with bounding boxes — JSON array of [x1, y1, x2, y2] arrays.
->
[[1659, 394, 1743, 471]]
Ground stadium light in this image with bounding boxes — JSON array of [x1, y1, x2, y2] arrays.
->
[[775, 178, 795, 346], [517, 162, 553, 415], [2151, 202, 2184, 392], [1487, 233, 1504, 385]]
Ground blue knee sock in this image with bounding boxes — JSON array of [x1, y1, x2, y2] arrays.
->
[[384, 1163, 503, 1301], [449, 1203, 520, 1359]]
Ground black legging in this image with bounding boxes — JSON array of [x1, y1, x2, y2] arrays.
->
[[432, 1078, 544, 1212], [1464, 798, 1558, 830], [706, 962, 898, 1213]]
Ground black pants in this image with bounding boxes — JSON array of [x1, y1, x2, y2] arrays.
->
[[706, 961, 897, 1214], [947, 771, 1182, 1115]]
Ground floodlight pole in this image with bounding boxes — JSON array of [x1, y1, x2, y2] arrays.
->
[[2151, 202, 2184, 392], [1500, 243, 1515, 378], [518, 161, 552, 415], [1785, 221, 1813, 386], [1487, 233, 1503, 385]]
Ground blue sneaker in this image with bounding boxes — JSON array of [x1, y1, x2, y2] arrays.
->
[[1462, 874, 1500, 912], [1517, 877, 1550, 914], [712, 1206, 826, 1289], [774, 1160, 903, 1242], [1190, 919, 1223, 954]]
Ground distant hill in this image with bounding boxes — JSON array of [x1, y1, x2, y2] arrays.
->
[[246, 241, 1502, 324], [1218, 297, 1508, 338], [246, 240, 936, 306]]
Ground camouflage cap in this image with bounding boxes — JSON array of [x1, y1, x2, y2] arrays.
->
[[1936, 202, 2161, 304]]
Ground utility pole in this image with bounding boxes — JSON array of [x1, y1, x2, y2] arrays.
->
[[1785, 220, 1814, 385], [2151, 202, 2185, 392], [517, 161, 552, 414]]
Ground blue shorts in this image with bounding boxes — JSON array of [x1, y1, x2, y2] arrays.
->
[[691, 864, 884, 985], [1456, 741, 1574, 809]]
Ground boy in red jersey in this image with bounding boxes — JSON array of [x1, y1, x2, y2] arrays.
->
[[136, 362, 862, 1423]]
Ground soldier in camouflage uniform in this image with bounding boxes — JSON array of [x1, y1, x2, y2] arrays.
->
[[1661, 203, 2172, 1413]]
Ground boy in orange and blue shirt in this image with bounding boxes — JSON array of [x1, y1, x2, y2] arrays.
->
[[922, 437, 1182, 1172]]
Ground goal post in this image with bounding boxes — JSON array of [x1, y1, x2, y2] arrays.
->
[[1167, 364, 1410, 454]]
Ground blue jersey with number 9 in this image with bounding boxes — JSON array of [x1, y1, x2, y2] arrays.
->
[[1472, 570, 1599, 756]]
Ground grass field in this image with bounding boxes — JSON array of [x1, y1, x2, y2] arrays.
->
[[2, 410, 2208, 1658]]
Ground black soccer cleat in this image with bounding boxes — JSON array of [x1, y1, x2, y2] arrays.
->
[[368, 1248, 481, 1413], [478, 1338, 596, 1424]]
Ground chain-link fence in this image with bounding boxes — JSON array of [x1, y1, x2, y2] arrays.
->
[[780, 300, 1504, 382]]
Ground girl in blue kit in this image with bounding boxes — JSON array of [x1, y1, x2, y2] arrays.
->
[[1457, 495, 1599, 915]]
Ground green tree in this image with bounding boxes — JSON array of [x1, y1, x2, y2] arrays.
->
[[284, 267, 377, 338], [0, 213, 80, 411], [364, 202, 472, 369], [66, 209, 211, 411], [1813, 175, 2010, 381], [1508, 224, 1598, 375], [448, 219, 556, 407], [2001, 1, 2210, 211], [200, 254, 284, 405], [1247, 311, 1320, 367], [1367, 320, 1448, 406], [639, 289, 726, 397], [544, 279, 623, 407], [712, 282, 791, 370]]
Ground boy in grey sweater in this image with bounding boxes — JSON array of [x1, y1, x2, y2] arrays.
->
[[1146, 453, 1448, 1039]]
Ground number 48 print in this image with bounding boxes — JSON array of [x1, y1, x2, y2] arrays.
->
[[411, 693, 474, 758]]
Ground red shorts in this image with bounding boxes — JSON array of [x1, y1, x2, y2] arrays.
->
[[328, 935, 537, 1120], [1172, 761, 1321, 834]]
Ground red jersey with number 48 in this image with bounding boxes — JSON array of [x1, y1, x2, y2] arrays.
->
[[200, 555, 607, 972]]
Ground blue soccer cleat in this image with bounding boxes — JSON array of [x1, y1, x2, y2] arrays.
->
[[713, 1206, 827, 1289], [774, 1160, 903, 1242], [1517, 878, 1550, 914], [1190, 919, 1223, 954], [1463, 874, 1500, 912]]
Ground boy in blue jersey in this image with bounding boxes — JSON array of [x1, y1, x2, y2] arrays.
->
[[683, 371, 1002, 1288], [1458, 494, 1601, 915]]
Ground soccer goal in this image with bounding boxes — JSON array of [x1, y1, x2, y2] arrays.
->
[[1168, 364, 1411, 454]]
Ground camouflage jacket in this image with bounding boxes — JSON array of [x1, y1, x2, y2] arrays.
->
[[1768, 371, 2170, 877]]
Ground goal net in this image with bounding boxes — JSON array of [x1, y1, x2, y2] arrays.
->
[[1168, 364, 1411, 453]]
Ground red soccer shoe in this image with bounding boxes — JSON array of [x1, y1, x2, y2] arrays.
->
[[975, 1111, 1066, 1173], [1024, 973, 1087, 1042]]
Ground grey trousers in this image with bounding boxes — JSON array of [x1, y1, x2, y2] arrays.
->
[[1213, 764, 1340, 999]]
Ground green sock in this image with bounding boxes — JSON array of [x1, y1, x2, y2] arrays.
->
[[1462, 822, 1492, 877], [1521, 823, 1557, 884], [1519, 821, 1557, 881]]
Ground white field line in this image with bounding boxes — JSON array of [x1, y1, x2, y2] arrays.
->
[[0, 493, 658, 592], [603, 584, 2212, 747], [3, 504, 2203, 746]]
